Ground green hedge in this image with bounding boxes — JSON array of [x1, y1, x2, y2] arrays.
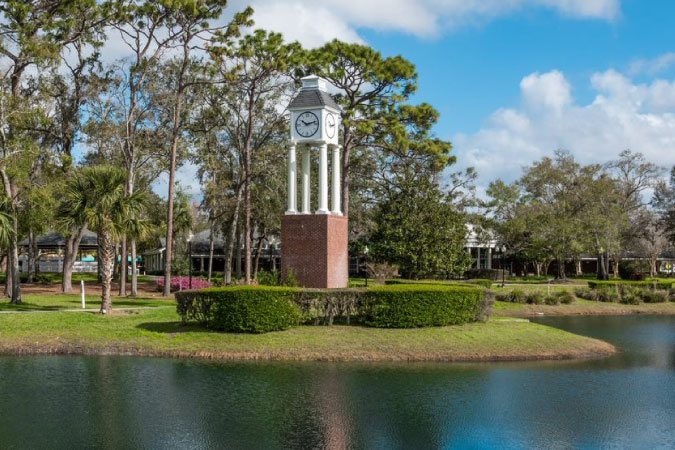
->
[[588, 280, 674, 290], [176, 286, 301, 333], [385, 279, 476, 287], [176, 283, 490, 332], [363, 284, 486, 328]]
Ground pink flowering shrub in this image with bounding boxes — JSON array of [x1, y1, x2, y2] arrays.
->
[[156, 276, 213, 292]]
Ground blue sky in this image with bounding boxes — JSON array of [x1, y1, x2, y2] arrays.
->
[[360, 0, 675, 136], [238, 0, 675, 194]]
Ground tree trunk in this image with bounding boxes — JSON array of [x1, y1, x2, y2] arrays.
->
[[163, 138, 179, 296], [119, 236, 127, 296], [556, 258, 566, 280], [243, 90, 255, 285], [207, 226, 214, 282], [99, 231, 114, 314], [97, 242, 103, 283], [1, 170, 21, 304], [223, 183, 244, 284], [597, 252, 609, 280], [612, 259, 619, 279], [26, 230, 34, 283], [32, 235, 39, 278], [130, 239, 138, 297], [236, 226, 242, 280], [62, 226, 87, 293], [4, 258, 11, 299], [575, 259, 582, 276], [342, 126, 351, 216], [253, 233, 265, 280], [534, 262, 542, 277]]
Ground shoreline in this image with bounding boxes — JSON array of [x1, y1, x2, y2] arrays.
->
[[0, 340, 616, 362], [495, 302, 675, 318]]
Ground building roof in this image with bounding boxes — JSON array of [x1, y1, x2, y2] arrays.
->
[[288, 89, 341, 111], [19, 230, 99, 249], [144, 229, 280, 257]]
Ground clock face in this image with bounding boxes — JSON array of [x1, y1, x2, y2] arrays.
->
[[325, 113, 336, 138], [295, 111, 319, 138]]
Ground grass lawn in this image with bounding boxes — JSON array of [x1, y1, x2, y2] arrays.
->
[[0, 305, 615, 362], [0, 294, 174, 312]]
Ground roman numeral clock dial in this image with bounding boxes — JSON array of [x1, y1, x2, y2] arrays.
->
[[295, 111, 319, 138]]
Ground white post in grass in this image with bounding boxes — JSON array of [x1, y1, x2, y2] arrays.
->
[[81, 280, 86, 309]]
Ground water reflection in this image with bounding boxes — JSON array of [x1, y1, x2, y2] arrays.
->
[[0, 315, 674, 449]]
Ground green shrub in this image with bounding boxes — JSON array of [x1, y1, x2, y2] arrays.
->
[[256, 270, 282, 286], [593, 287, 621, 303], [620, 289, 641, 305], [508, 289, 527, 304], [618, 260, 649, 281], [525, 291, 544, 305], [588, 280, 673, 290], [544, 294, 560, 305], [176, 283, 489, 332], [175, 286, 301, 333], [495, 292, 511, 302], [294, 289, 364, 325], [505, 276, 553, 284], [363, 284, 485, 328], [384, 279, 476, 288], [555, 290, 575, 304], [470, 278, 493, 289], [254, 269, 298, 287], [574, 287, 594, 300], [640, 290, 669, 303]]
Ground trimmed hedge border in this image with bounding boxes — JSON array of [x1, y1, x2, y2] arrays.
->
[[176, 286, 301, 333], [588, 280, 674, 290], [364, 284, 487, 328], [176, 284, 489, 333]]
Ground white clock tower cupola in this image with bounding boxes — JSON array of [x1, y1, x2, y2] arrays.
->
[[286, 75, 342, 215]]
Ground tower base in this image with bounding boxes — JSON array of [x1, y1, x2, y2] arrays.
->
[[281, 214, 348, 289]]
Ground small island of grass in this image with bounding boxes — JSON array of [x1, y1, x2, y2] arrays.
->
[[0, 305, 615, 362]]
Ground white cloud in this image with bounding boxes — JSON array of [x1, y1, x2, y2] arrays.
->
[[521, 70, 572, 112], [451, 69, 675, 193], [629, 52, 675, 76], [233, 0, 620, 47]]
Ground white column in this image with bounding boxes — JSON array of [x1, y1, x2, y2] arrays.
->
[[286, 142, 297, 214], [316, 143, 329, 214], [331, 145, 342, 215], [301, 146, 311, 214], [487, 247, 492, 269]]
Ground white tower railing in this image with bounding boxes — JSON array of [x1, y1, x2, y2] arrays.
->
[[286, 141, 342, 216]]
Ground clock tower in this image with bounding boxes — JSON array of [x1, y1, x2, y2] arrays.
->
[[281, 75, 348, 288]]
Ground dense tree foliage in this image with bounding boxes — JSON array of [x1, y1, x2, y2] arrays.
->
[[0, 0, 671, 310], [371, 177, 471, 279], [484, 151, 668, 279]]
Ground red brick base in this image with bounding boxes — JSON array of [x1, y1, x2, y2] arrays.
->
[[281, 214, 348, 289]]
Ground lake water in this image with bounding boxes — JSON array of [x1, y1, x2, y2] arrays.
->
[[1, 315, 674, 449]]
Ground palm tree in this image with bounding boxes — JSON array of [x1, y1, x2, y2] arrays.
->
[[0, 195, 14, 299], [62, 166, 147, 314]]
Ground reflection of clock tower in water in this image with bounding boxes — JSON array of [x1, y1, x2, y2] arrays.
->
[[281, 75, 348, 288]]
